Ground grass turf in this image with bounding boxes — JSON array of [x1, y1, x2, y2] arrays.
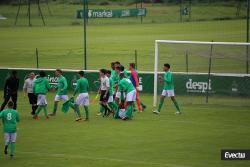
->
[[0, 3, 248, 73], [0, 92, 249, 167]]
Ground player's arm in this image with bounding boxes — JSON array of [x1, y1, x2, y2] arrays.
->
[[23, 80, 27, 93], [104, 79, 110, 97], [3, 79, 8, 98], [62, 78, 68, 91], [46, 80, 51, 91], [16, 112, 20, 123], [73, 80, 80, 96], [87, 80, 89, 92], [131, 71, 139, 89]]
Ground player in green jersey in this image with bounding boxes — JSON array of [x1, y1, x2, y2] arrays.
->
[[33, 71, 51, 119], [50, 69, 69, 116], [73, 71, 90, 121], [153, 63, 181, 115], [106, 70, 118, 115], [0, 101, 20, 158]]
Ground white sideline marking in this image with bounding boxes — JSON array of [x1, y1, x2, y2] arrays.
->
[[17, 151, 190, 167]]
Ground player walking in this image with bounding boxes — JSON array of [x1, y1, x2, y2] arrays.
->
[[153, 63, 181, 115], [129, 63, 146, 112], [106, 70, 118, 115], [50, 69, 69, 116], [73, 71, 90, 121], [98, 69, 111, 116], [0, 70, 19, 111], [0, 101, 20, 159], [23, 72, 38, 116], [33, 71, 51, 119]]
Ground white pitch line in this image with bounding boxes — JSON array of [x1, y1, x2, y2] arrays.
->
[[17, 151, 191, 167]]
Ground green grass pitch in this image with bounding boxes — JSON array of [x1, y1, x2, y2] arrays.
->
[[0, 3, 250, 166], [0, 92, 250, 167]]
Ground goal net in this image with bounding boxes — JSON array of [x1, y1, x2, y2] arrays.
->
[[153, 40, 250, 108]]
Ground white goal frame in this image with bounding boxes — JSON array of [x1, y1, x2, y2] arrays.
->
[[153, 40, 250, 107]]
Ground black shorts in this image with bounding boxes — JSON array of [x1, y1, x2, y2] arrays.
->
[[28, 93, 37, 105], [100, 90, 109, 102]]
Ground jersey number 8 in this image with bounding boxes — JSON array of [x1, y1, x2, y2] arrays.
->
[[7, 113, 12, 121]]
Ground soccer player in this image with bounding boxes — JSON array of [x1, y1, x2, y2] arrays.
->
[[129, 63, 146, 112], [50, 69, 69, 116], [106, 70, 118, 115], [153, 63, 181, 115], [23, 72, 38, 115], [110, 62, 116, 78], [98, 69, 111, 116], [0, 70, 19, 111], [117, 72, 136, 120], [73, 71, 90, 121], [33, 71, 51, 119], [0, 101, 20, 159]]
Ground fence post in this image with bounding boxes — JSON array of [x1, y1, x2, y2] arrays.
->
[[135, 50, 138, 70], [36, 48, 39, 69], [206, 41, 213, 104], [185, 50, 189, 73], [246, 0, 249, 74]]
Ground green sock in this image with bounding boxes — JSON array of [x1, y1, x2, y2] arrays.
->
[[43, 105, 48, 116], [99, 105, 104, 113], [172, 99, 180, 112], [75, 104, 81, 118], [53, 102, 58, 114], [10, 142, 15, 155], [158, 98, 165, 112], [125, 105, 133, 119], [69, 102, 76, 110], [108, 102, 114, 110], [112, 102, 118, 112], [84, 106, 89, 119], [35, 106, 42, 116], [140, 102, 146, 108]]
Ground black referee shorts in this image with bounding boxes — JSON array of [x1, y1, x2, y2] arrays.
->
[[100, 90, 109, 102], [28, 93, 37, 105]]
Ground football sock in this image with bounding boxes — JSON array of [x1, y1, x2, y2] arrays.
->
[[158, 98, 164, 112], [43, 105, 48, 116], [10, 143, 15, 156], [125, 104, 133, 119], [99, 105, 104, 113], [74, 104, 81, 118], [84, 106, 89, 119], [140, 102, 146, 108], [35, 106, 42, 116], [172, 99, 180, 112], [53, 102, 58, 114]]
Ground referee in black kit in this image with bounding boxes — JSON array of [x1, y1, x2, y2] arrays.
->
[[0, 70, 19, 111]]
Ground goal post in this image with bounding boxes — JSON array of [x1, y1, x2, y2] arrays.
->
[[153, 40, 250, 108]]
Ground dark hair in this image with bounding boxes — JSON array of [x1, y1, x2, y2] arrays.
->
[[7, 101, 14, 108], [100, 69, 106, 74], [119, 72, 125, 79], [12, 70, 17, 76], [56, 69, 63, 74], [164, 63, 170, 68], [39, 71, 46, 77], [114, 61, 120, 65], [78, 70, 84, 76], [106, 70, 111, 75], [111, 62, 115, 66], [115, 66, 121, 71], [129, 63, 136, 69], [120, 65, 125, 72]]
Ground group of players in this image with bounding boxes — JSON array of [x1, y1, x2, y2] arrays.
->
[[0, 61, 181, 158]]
